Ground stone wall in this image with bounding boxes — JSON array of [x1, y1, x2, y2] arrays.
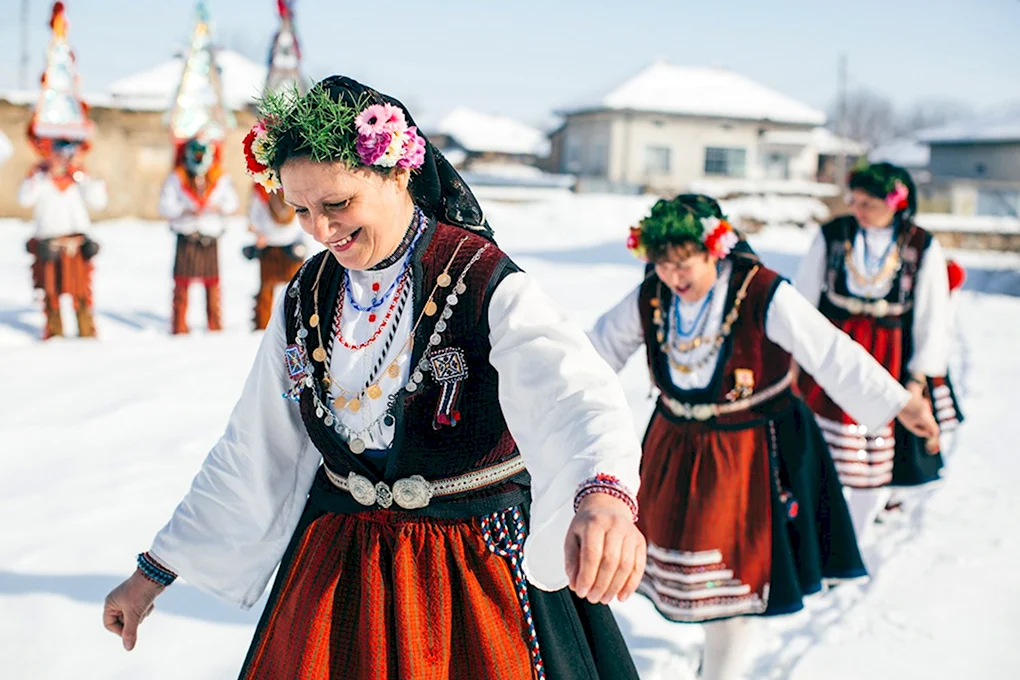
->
[[0, 100, 256, 220]]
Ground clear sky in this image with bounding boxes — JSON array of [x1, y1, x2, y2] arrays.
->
[[0, 0, 1017, 127]]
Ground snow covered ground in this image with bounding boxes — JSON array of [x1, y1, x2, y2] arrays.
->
[[1, 193, 1018, 679]]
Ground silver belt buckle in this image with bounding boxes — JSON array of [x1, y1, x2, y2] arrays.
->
[[347, 472, 433, 510], [871, 299, 890, 317]]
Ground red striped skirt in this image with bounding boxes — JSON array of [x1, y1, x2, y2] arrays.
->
[[173, 234, 220, 282], [637, 413, 772, 622], [260, 246, 304, 285], [29, 236, 93, 299], [241, 509, 536, 680], [799, 315, 905, 488]]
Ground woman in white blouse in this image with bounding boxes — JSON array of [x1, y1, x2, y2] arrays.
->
[[589, 194, 938, 680], [794, 162, 961, 542], [104, 76, 645, 680]]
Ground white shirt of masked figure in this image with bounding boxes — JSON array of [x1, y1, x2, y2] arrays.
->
[[249, 194, 304, 247], [18, 170, 108, 239], [159, 172, 240, 238]]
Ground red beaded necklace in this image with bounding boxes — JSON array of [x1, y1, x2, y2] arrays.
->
[[332, 270, 408, 351]]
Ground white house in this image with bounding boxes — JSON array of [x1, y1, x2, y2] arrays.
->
[[550, 60, 857, 194]]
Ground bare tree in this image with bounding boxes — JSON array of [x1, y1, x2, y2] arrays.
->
[[896, 99, 973, 136], [827, 88, 897, 147]]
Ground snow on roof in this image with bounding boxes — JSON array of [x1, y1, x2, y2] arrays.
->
[[687, 178, 842, 199], [561, 60, 826, 126], [434, 107, 550, 157], [763, 127, 868, 155], [869, 138, 931, 169], [917, 107, 1020, 144], [108, 49, 266, 112]]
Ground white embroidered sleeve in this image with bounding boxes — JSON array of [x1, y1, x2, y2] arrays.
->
[[908, 238, 950, 377], [488, 272, 641, 591], [793, 230, 829, 308], [587, 285, 645, 373], [148, 293, 321, 609], [81, 176, 108, 211], [767, 281, 909, 430], [158, 175, 188, 221]]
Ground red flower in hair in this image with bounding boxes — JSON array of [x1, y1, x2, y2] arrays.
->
[[242, 125, 269, 174]]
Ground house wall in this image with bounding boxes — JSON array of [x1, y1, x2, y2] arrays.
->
[[928, 142, 1020, 182], [561, 110, 816, 193], [0, 100, 256, 220]]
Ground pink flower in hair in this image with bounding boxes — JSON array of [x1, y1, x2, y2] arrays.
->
[[356, 130, 392, 166], [397, 127, 427, 169], [355, 103, 406, 136], [885, 179, 909, 211]]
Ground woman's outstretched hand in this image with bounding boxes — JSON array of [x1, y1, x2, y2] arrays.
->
[[565, 492, 646, 604], [103, 570, 164, 651]]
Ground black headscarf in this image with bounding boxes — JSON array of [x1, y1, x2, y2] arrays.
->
[[280, 75, 494, 242]]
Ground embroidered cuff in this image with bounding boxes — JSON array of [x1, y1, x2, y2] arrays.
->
[[137, 552, 177, 587], [573, 473, 639, 522]]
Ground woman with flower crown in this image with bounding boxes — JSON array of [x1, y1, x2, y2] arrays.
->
[[102, 76, 645, 680], [587, 194, 939, 679], [793, 162, 963, 544]]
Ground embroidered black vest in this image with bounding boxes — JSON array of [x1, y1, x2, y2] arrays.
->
[[638, 256, 792, 429], [283, 220, 529, 518], [817, 215, 933, 328]]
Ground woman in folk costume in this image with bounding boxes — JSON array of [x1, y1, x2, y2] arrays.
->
[[245, 183, 307, 329], [794, 162, 963, 541], [159, 135, 239, 334], [104, 76, 646, 680], [244, 0, 308, 331], [587, 195, 938, 679], [19, 1, 107, 340]]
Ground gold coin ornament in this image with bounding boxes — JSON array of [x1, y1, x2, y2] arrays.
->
[[333, 395, 348, 409], [437, 273, 452, 288], [309, 313, 320, 328], [348, 398, 362, 413], [366, 384, 383, 400], [387, 363, 401, 379], [424, 300, 438, 317], [312, 347, 327, 363]]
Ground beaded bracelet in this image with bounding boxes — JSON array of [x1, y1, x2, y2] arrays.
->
[[573, 473, 639, 522], [136, 552, 177, 587]]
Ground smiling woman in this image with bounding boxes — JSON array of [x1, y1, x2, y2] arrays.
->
[[102, 75, 646, 680]]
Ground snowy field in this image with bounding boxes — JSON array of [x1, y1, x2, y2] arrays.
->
[[1, 193, 1018, 679]]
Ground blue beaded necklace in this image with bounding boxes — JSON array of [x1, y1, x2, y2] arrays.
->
[[672, 288, 714, 337], [862, 231, 897, 275], [345, 209, 425, 314]]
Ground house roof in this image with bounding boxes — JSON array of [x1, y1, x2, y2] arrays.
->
[[433, 107, 550, 157], [917, 107, 1020, 144], [560, 60, 826, 126], [763, 127, 868, 155], [107, 49, 266, 112], [869, 138, 931, 169]]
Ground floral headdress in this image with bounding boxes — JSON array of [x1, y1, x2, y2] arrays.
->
[[243, 85, 427, 192], [849, 161, 913, 213], [626, 195, 739, 261]]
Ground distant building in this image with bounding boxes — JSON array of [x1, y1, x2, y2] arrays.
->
[[428, 107, 550, 170], [550, 60, 859, 194], [918, 108, 1020, 217]]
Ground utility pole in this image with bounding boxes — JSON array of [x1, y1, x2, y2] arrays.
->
[[20, 0, 30, 90], [836, 53, 848, 190]]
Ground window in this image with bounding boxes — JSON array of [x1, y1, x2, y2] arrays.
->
[[565, 140, 582, 173], [645, 146, 671, 175], [976, 188, 1020, 217], [763, 152, 790, 180], [704, 147, 747, 177], [590, 142, 608, 175]]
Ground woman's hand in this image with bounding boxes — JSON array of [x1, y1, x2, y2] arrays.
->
[[103, 570, 165, 651], [897, 391, 940, 443], [564, 492, 646, 605]]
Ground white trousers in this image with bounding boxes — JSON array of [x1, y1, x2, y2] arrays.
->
[[844, 486, 892, 546]]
